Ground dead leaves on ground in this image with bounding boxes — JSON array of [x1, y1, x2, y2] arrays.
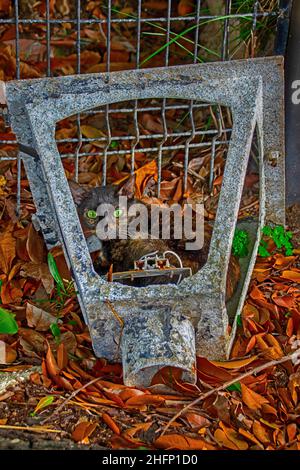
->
[[21, 246, 300, 450], [155, 433, 216, 450], [72, 421, 98, 444], [0, 211, 300, 450]]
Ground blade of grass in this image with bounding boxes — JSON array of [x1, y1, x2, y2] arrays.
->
[[109, 6, 219, 61], [140, 14, 253, 66], [47, 253, 66, 293]]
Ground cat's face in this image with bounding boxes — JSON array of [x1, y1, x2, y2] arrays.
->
[[77, 185, 139, 239]]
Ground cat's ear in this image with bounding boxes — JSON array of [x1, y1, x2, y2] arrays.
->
[[68, 180, 93, 206], [116, 175, 135, 199]]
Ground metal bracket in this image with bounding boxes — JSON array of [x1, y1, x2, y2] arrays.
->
[[2, 57, 285, 386]]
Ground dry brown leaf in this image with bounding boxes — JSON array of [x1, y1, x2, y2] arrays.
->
[[155, 433, 215, 450], [39, 263, 55, 294], [72, 421, 97, 443], [281, 270, 300, 282], [26, 303, 58, 331], [238, 428, 264, 448], [0, 228, 16, 275], [80, 125, 106, 148], [57, 342, 68, 370], [46, 344, 60, 379], [272, 293, 296, 309], [134, 160, 158, 199], [119, 388, 145, 402], [18, 328, 47, 354], [58, 331, 77, 355], [196, 357, 234, 384], [241, 383, 269, 411], [159, 177, 180, 200], [178, 0, 195, 16], [219, 422, 249, 450], [184, 412, 210, 429], [210, 355, 258, 369], [144, 1, 168, 10], [125, 394, 165, 407], [286, 423, 297, 442], [26, 223, 46, 264], [250, 286, 267, 303], [102, 413, 120, 435], [20, 262, 54, 294], [140, 113, 163, 134], [242, 303, 260, 322], [252, 420, 271, 445], [214, 428, 238, 450], [0, 340, 17, 364]]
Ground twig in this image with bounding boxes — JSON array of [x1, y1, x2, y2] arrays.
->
[[105, 299, 124, 359], [239, 199, 259, 214], [161, 351, 299, 436], [105, 299, 124, 328], [0, 424, 63, 434], [41, 376, 103, 425], [172, 162, 205, 181]]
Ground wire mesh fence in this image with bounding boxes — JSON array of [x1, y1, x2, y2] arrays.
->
[[0, 0, 290, 212]]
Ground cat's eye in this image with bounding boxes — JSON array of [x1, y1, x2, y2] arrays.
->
[[86, 209, 97, 219], [113, 208, 123, 218]]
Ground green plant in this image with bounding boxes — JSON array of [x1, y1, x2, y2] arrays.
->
[[109, 6, 220, 64], [258, 225, 294, 257], [50, 321, 61, 343], [48, 253, 66, 292], [110, 140, 118, 149], [232, 229, 250, 258], [31, 395, 55, 417], [226, 381, 241, 392], [0, 307, 18, 334], [47, 252, 77, 308]]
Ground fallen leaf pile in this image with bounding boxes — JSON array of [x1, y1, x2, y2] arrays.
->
[[0, 206, 299, 449]]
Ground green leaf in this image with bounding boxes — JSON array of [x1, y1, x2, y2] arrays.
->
[[232, 229, 250, 258], [262, 226, 272, 236], [226, 382, 241, 392], [258, 239, 271, 257], [110, 140, 118, 149], [50, 322, 61, 340], [32, 395, 55, 416], [0, 307, 18, 334], [259, 225, 294, 257], [47, 253, 65, 291], [236, 314, 242, 327]]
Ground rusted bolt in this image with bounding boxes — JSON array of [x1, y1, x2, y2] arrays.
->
[[266, 150, 280, 167]]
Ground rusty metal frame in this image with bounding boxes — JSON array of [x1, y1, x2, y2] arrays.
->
[[1, 56, 284, 386]]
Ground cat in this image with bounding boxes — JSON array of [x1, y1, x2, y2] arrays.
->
[[69, 181, 240, 299]]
